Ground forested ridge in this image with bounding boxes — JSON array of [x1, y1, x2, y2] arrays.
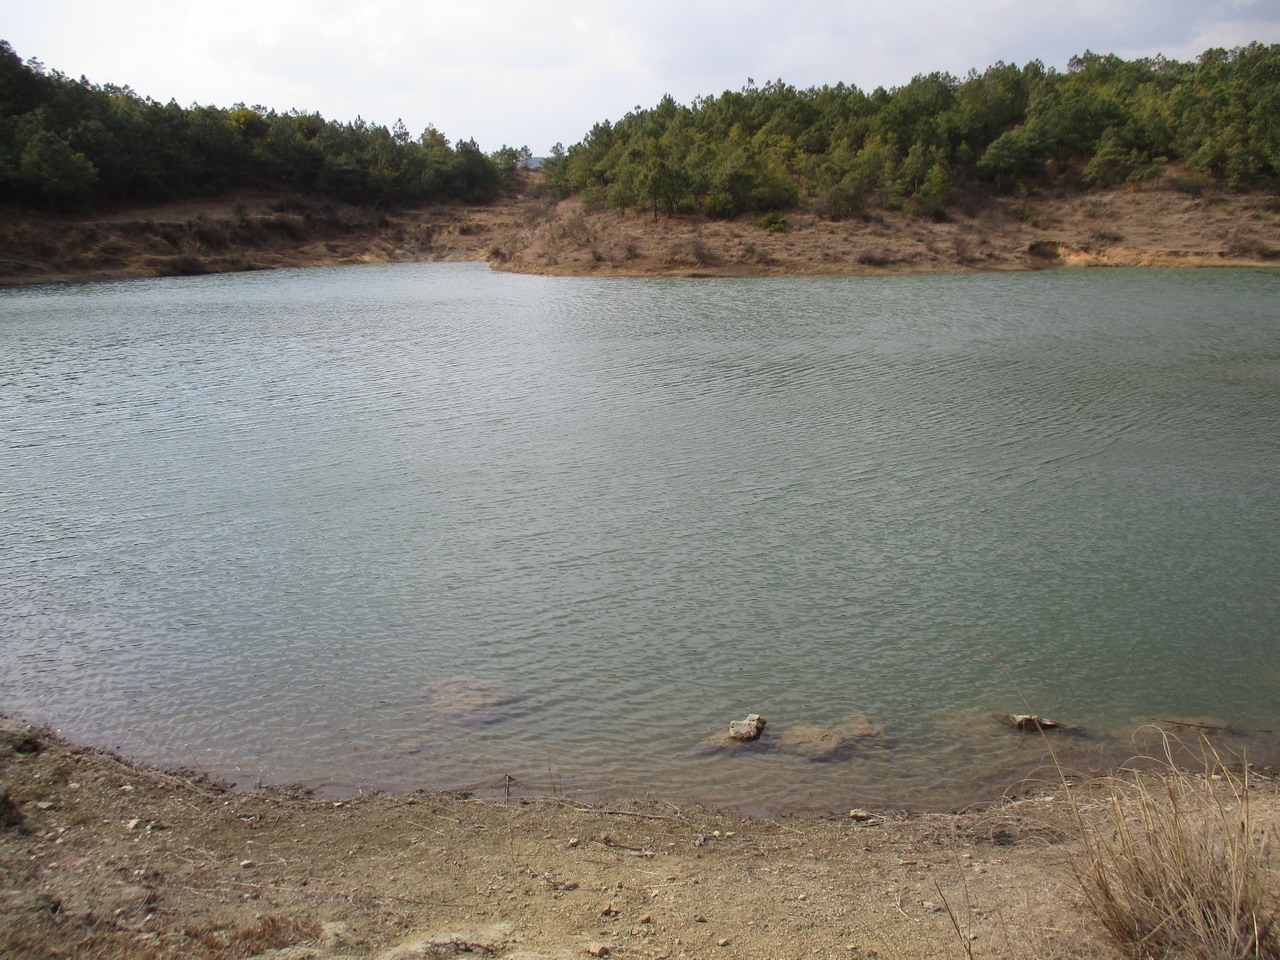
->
[[547, 44, 1280, 220], [2, 39, 1279, 220], [0, 40, 528, 210]]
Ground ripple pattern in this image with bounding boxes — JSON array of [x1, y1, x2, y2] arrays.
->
[[2, 264, 1278, 811]]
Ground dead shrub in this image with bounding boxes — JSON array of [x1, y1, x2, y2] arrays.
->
[[549, 213, 594, 247], [688, 238, 715, 266], [188, 914, 319, 959], [666, 238, 717, 267], [1070, 736, 1278, 960]]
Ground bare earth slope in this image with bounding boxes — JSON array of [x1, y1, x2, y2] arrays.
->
[[2, 172, 1278, 287]]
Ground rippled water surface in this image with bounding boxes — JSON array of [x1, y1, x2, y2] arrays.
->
[[2, 264, 1277, 811]]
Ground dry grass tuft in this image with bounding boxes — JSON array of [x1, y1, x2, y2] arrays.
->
[[1070, 736, 1278, 960]]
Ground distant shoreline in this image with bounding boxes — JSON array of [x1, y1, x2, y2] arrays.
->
[[2, 176, 1277, 289]]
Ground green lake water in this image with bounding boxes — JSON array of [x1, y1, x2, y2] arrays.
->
[[1, 264, 1277, 811]]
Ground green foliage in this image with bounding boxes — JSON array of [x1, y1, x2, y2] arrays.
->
[[757, 211, 790, 232], [18, 128, 97, 206], [0, 39, 505, 210], [548, 43, 1280, 221]]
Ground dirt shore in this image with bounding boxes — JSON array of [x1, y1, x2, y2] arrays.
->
[[1, 172, 1277, 288], [3, 718, 1278, 960]]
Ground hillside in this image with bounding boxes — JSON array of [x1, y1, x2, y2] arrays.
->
[[2, 170, 1277, 287]]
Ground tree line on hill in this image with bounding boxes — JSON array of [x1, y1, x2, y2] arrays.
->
[[545, 43, 1280, 220], [2, 39, 1278, 218], [0, 40, 529, 210]]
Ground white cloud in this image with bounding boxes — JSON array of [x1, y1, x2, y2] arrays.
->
[[4, 0, 1279, 153]]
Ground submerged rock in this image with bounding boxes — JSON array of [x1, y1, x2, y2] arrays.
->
[[778, 725, 846, 761], [832, 713, 886, 740], [423, 677, 515, 725], [778, 714, 891, 761]]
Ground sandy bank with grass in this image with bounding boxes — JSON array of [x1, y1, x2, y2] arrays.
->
[[3, 717, 1277, 960]]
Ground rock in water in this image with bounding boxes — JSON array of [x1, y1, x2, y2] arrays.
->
[[777, 724, 847, 760], [728, 714, 766, 741], [832, 713, 887, 740], [1003, 714, 1060, 732]]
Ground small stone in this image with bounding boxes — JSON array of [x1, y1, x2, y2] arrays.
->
[[126, 818, 141, 831], [239, 859, 254, 869], [922, 900, 942, 913], [639, 914, 652, 924], [849, 809, 874, 821], [35, 801, 53, 811], [694, 915, 708, 923], [717, 938, 730, 947], [587, 944, 611, 957], [568, 838, 580, 847], [600, 903, 618, 916]]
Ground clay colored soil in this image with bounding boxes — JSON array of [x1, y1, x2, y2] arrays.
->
[[2, 171, 1278, 288], [3, 719, 1278, 960]]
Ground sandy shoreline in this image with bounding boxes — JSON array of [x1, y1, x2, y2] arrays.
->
[[3, 716, 1278, 960]]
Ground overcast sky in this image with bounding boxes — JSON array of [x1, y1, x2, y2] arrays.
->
[[6, 1, 1280, 154]]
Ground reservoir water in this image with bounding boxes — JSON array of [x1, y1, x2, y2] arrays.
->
[[2, 263, 1277, 812]]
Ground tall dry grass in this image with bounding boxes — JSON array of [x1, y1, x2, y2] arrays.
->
[[1068, 735, 1277, 960]]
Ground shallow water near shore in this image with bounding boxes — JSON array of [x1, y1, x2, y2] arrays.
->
[[2, 263, 1278, 812]]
